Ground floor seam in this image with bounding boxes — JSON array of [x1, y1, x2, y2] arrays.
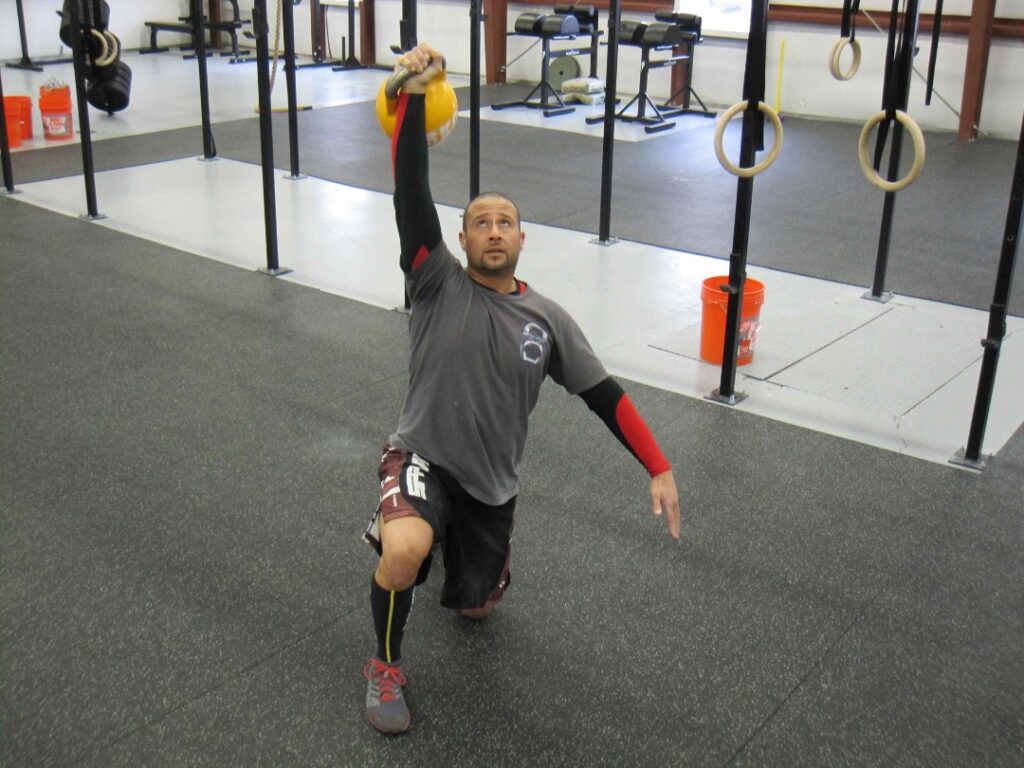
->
[[720, 583, 887, 767], [82, 616, 344, 764]]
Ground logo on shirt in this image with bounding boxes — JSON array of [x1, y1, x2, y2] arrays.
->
[[520, 322, 550, 365]]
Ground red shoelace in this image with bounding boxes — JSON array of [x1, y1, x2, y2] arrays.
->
[[364, 659, 407, 702]]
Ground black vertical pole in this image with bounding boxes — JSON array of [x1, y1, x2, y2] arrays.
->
[[870, 0, 901, 172], [191, 0, 216, 159], [401, 0, 418, 51], [710, 0, 768, 404], [469, 0, 482, 200], [925, 0, 944, 105], [331, 0, 368, 70], [346, 0, 362, 66], [594, 0, 621, 244], [7, 0, 41, 71], [867, 0, 920, 300], [839, 0, 856, 39], [0, 69, 17, 193], [254, 0, 290, 276], [15, 0, 33, 66], [952, 111, 1024, 469], [66, 0, 101, 219], [281, 0, 304, 179]]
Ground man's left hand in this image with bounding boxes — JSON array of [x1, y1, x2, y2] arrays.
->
[[650, 469, 681, 540]]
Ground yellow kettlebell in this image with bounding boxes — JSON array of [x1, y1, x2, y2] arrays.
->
[[375, 67, 458, 148]]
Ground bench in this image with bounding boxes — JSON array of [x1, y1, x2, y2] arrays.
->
[[586, 13, 712, 133], [491, 7, 602, 118], [141, 17, 251, 62]]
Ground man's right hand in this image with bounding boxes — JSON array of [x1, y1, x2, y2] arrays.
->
[[394, 43, 445, 95]]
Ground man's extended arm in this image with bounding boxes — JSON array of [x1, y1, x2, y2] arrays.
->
[[391, 45, 445, 273], [579, 377, 682, 539], [392, 94, 441, 272]]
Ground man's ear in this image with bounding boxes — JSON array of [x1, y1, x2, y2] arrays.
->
[[458, 231, 467, 251]]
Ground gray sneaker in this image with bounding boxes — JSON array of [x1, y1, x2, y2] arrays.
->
[[363, 657, 410, 734]]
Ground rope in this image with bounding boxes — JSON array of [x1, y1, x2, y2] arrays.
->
[[256, 0, 310, 114], [269, 0, 283, 94], [502, 39, 541, 72]]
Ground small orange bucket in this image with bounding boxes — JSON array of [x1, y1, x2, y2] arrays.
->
[[699, 276, 765, 366], [5, 95, 33, 139], [3, 100, 23, 149], [38, 84, 74, 141]]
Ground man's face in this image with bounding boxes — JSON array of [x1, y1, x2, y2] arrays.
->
[[458, 196, 525, 278]]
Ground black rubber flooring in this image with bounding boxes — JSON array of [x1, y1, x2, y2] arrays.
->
[[2, 88, 1023, 766]]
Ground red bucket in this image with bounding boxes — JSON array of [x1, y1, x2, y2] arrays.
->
[[39, 84, 74, 141], [699, 276, 765, 366], [3, 99, 23, 149], [5, 95, 33, 140]]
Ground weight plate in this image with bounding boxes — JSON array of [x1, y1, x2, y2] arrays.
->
[[550, 55, 581, 90]]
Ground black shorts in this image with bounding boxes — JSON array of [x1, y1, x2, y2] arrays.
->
[[363, 445, 515, 610]]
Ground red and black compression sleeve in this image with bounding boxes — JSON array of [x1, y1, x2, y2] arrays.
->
[[392, 93, 442, 273], [579, 377, 672, 478]]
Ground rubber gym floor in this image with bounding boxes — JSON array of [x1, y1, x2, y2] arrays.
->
[[2, 55, 1023, 767]]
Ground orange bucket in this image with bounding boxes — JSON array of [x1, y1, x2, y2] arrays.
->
[[699, 276, 765, 366], [38, 84, 74, 141], [3, 100, 22, 149], [5, 95, 33, 139]]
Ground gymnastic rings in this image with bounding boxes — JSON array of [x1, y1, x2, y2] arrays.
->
[[713, 100, 784, 178], [829, 36, 861, 81], [88, 28, 119, 67], [857, 109, 926, 192], [101, 31, 120, 65]]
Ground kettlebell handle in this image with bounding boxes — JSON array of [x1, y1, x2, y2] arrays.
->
[[384, 55, 447, 100]]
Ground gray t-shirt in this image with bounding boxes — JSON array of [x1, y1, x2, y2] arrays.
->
[[389, 241, 607, 505]]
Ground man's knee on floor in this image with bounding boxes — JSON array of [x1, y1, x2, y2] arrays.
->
[[460, 604, 494, 620]]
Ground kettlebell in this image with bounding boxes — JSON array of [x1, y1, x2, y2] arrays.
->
[[375, 59, 458, 148]]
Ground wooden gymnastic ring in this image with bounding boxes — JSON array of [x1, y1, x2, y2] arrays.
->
[[858, 109, 926, 192], [829, 36, 860, 81], [714, 100, 784, 178], [88, 28, 112, 66], [384, 55, 447, 100], [100, 30, 120, 66]]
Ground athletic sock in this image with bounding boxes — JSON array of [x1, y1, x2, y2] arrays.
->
[[370, 576, 414, 665]]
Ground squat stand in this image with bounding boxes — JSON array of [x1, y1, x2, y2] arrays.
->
[[330, 0, 367, 71], [492, 34, 581, 117], [5, 0, 73, 71]]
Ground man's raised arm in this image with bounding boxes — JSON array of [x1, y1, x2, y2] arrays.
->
[[391, 45, 444, 273]]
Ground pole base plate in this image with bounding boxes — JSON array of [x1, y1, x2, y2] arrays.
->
[[862, 290, 893, 303], [257, 266, 293, 277], [949, 447, 988, 471], [705, 388, 747, 406]]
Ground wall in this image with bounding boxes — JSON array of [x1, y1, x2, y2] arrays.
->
[[370, 0, 1023, 138], [3, 0, 1021, 138]]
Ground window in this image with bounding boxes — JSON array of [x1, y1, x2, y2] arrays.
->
[[679, 0, 752, 36]]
